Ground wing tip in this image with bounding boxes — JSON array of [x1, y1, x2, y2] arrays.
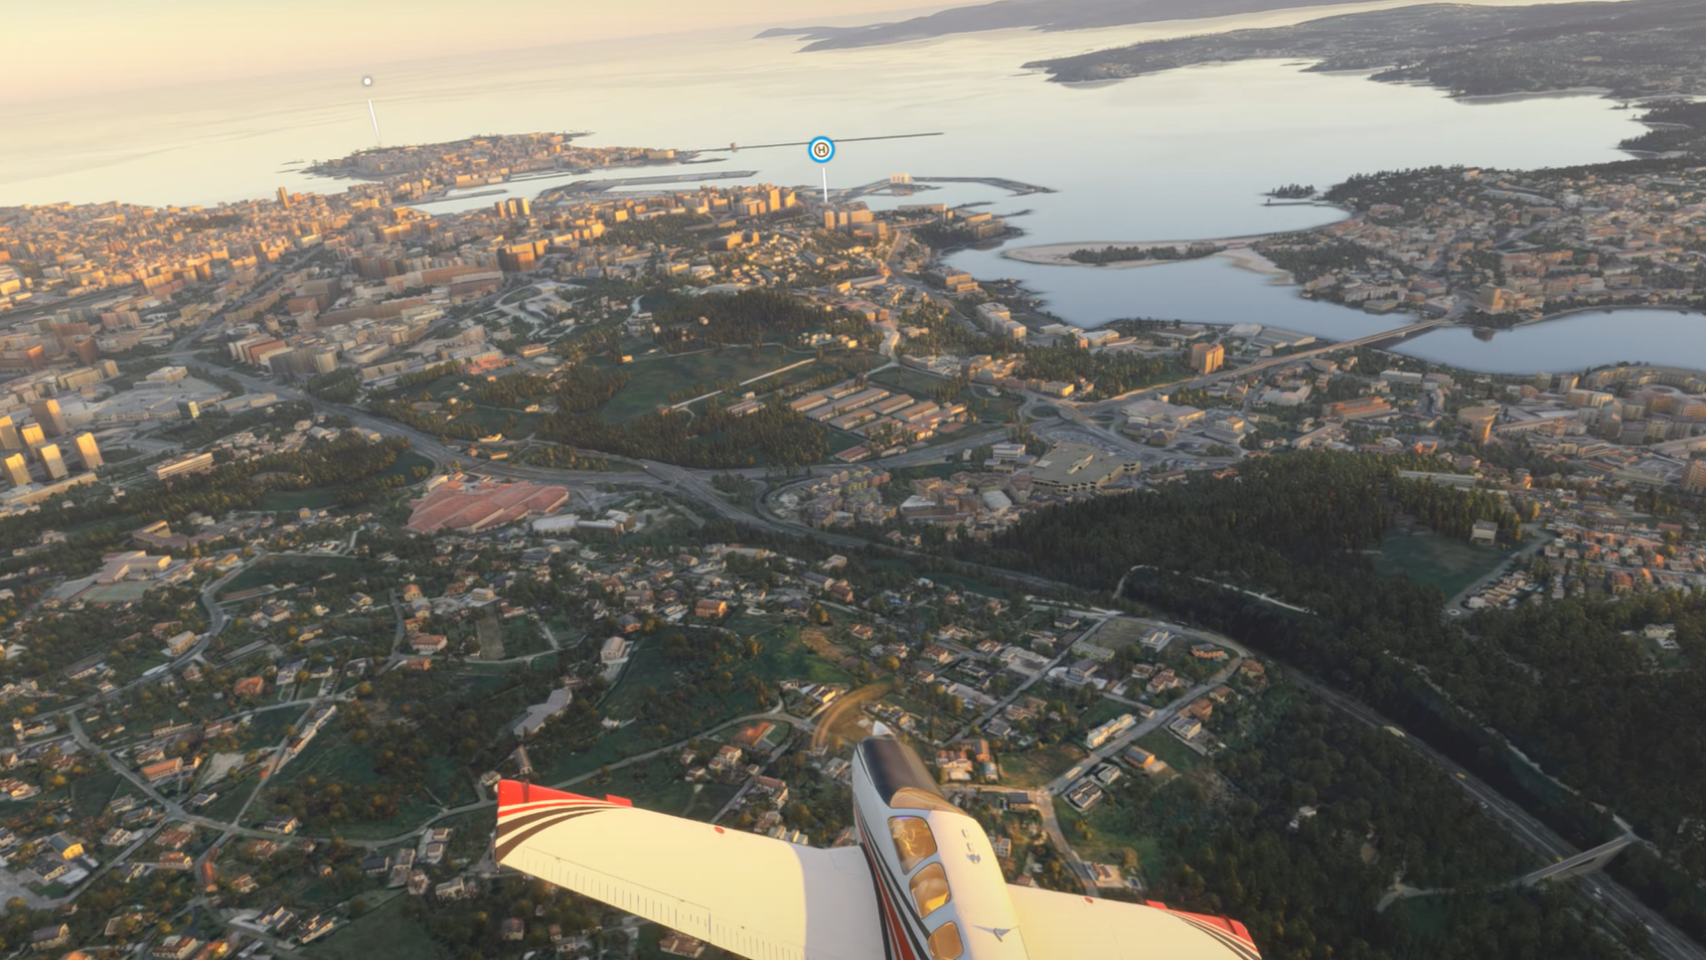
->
[[1146, 902, 1260, 956]]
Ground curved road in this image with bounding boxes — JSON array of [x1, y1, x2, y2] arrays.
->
[[160, 325, 1706, 960]]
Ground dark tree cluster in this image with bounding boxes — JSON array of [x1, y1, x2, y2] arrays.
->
[[1390, 478, 1525, 544], [539, 399, 826, 469], [954, 449, 1706, 940], [1067, 243, 1220, 265], [1144, 699, 1627, 960]]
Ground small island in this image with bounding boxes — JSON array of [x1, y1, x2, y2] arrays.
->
[[1004, 235, 1285, 278], [1267, 183, 1316, 199], [1068, 242, 1223, 265]]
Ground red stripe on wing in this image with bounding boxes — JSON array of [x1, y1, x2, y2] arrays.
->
[[1146, 902, 1260, 954], [498, 779, 603, 810]]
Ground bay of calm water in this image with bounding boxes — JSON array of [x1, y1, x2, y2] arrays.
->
[[0, 7, 1686, 373], [1391, 310, 1706, 374]]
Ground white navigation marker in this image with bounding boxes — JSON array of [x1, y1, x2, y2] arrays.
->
[[807, 136, 835, 203], [362, 76, 381, 144]]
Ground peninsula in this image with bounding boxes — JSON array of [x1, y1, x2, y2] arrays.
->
[[1026, 0, 1706, 103]]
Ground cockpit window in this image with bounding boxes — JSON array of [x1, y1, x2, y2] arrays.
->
[[888, 816, 938, 872], [927, 922, 964, 960], [891, 787, 962, 814], [909, 862, 952, 917]]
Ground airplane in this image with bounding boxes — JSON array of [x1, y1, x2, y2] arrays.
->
[[495, 735, 1260, 960]]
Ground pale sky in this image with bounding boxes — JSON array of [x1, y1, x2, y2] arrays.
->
[[5, 0, 946, 102]]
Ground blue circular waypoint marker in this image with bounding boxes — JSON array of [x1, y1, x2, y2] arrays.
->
[[807, 137, 835, 164]]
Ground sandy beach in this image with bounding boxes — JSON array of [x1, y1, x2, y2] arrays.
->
[[1002, 235, 1293, 281]]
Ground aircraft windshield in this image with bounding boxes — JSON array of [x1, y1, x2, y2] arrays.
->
[[909, 862, 952, 916], [888, 816, 938, 872], [927, 921, 964, 960]]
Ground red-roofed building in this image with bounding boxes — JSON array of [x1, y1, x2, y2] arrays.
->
[[406, 481, 570, 534], [731, 722, 774, 748]]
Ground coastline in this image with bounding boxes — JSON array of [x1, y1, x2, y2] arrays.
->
[[1451, 86, 1612, 104], [1516, 303, 1706, 327], [1002, 235, 1293, 282]]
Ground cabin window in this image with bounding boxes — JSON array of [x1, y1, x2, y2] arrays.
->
[[927, 922, 964, 960], [888, 816, 937, 873], [909, 862, 952, 916]]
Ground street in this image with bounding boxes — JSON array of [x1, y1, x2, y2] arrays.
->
[[147, 318, 1706, 960]]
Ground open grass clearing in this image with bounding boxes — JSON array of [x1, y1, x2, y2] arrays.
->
[[1053, 794, 1162, 886], [590, 349, 825, 423], [1373, 529, 1520, 598], [1135, 729, 1202, 774], [299, 893, 448, 960], [594, 758, 740, 820], [1002, 742, 1088, 789], [219, 555, 369, 599]]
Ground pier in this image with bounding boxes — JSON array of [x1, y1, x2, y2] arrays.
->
[[911, 176, 1056, 195]]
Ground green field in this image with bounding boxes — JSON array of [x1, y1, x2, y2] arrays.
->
[[259, 488, 345, 512], [252, 726, 460, 838], [301, 894, 448, 960], [594, 758, 740, 819], [824, 430, 871, 455], [592, 349, 827, 423], [1135, 729, 1202, 774], [197, 778, 262, 824], [1053, 796, 1162, 884], [456, 403, 542, 438], [971, 390, 1023, 424], [497, 617, 553, 659], [64, 769, 127, 820], [245, 704, 311, 746], [1002, 743, 1088, 788], [1373, 530, 1520, 598], [537, 622, 846, 785], [534, 723, 647, 785], [259, 445, 432, 510], [635, 922, 741, 960], [727, 617, 859, 686], [865, 558, 1011, 600], [869, 366, 948, 393], [260, 729, 380, 793], [376, 450, 435, 483], [219, 555, 369, 598], [1081, 698, 1133, 729], [602, 621, 850, 720], [1093, 618, 1156, 650]]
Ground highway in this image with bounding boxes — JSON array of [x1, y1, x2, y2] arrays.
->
[[1524, 836, 1636, 885], [158, 323, 1706, 960], [1283, 669, 1706, 960]]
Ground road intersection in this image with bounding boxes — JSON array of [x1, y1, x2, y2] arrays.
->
[[143, 321, 1706, 960]]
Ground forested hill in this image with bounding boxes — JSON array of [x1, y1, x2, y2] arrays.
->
[[971, 451, 1497, 600], [759, 0, 1369, 50], [1026, 0, 1706, 103], [963, 450, 1706, 942]]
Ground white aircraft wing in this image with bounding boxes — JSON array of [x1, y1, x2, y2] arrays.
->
[[1007, 882, 1262, 960], [496, 781, 885, 960]]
